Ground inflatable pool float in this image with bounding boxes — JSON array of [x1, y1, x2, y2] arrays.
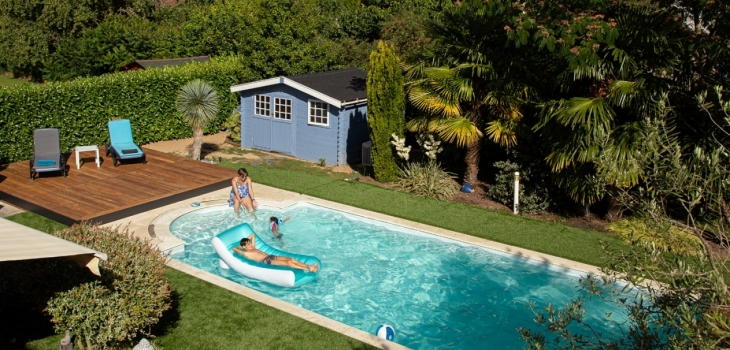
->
[[211, 223, 321, 287]]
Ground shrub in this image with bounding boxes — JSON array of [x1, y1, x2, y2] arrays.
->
[[393, 161, 458, 200], [487, 160, 550, 214], [0, 55, 258, 163], [45, 224, 171, 349], [608, 218, 704, 257], [224, 109, 242, 144], [367, 41, 405, 182]]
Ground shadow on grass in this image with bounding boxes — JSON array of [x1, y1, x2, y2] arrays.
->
[[150, 289, 182, 338]]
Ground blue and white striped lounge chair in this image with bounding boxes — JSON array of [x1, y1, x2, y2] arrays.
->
[[106, 119, 146, 167], [30, 128, 66, 180]]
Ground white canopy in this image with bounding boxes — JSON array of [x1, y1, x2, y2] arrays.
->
[[0, 218, 107, 276]]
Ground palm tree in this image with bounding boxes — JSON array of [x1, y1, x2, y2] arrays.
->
[[532, 1, 693, 219], [405, 0, 534, 185], [177, 79, 219, 161]]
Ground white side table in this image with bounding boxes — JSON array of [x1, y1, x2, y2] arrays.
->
[[75, 145, 100, 169]]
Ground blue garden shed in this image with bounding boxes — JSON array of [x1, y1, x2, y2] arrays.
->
[[229, 68, 369, 166]]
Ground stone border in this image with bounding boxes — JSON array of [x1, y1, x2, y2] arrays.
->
[[152, 194, 608, 350], [167, 259, 408, 350]]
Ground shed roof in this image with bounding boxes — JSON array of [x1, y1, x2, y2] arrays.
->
[[124, 56, 210, 70], [0, 218, 107, 276], [286, 68, 367, 104], [229, 68, 368, 108]]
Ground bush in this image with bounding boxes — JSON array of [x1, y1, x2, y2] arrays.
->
[[367, 41, 405, 183], [0, 56, 258, 163], [224, 109, 242, 144], [45, 224, 171, 349], [608, 218, 704, 257], [487, 160, 550, 214], [393, 161, 458, 200]]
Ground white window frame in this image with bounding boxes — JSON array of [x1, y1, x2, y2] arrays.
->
[[274, 97, 292, 120], [254, 94, 270, 117], [308, 100, 329, 126]]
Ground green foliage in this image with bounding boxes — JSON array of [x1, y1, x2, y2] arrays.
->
[[0, 56, 257, 163], [45, 223, 171, 348], [180, 0, 346, 77], [608, 218, 703, 257], [487, 160, 550, 214], [224, 109, 242, 144], [393, 161, 458, 200], [0, 0, 154, 79], [177, 79, 219, 161], [318, 158, 327, 167], [520, 87, 730, 349], [367, 41, 405, 182]]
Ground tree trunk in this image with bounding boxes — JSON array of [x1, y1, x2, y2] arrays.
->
[[605, 186, 624, 222], [191, 126, 203, 161], [464, 139, 480, 185]]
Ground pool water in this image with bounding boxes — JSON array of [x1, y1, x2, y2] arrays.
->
[[170, 204, 632, 349]]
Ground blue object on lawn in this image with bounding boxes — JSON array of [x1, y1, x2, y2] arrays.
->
[[461, 183, 474, 193]]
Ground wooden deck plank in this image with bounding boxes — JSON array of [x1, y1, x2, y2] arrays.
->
[[0, 147, 234, 225]]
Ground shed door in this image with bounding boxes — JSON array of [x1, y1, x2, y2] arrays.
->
[[270, 97, 293, 154], [252, 116, 271, 151]]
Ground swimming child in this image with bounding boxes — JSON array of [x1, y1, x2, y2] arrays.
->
[[269, 216, 290, 238]]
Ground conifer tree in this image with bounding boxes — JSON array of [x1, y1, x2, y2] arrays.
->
[[366, 41, 405, 182]]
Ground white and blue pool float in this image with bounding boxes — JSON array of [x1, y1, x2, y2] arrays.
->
[[211, 223, 321, 287], [375, 324, 395, 341]]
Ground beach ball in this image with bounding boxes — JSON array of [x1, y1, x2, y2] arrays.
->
[[375, 324, 395, 341]]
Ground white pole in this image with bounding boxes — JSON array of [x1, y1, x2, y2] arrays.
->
[[513, 172, 520, 214]]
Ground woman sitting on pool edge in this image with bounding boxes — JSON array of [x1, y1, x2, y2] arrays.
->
[[233, 234, 319, 272], [228, 168, 257, 216]]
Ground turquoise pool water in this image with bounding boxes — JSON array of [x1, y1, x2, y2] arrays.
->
[[170, 204, 632, 349]]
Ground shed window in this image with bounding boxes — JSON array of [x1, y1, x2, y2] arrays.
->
[[255, 95, 270, 116], [308, 100, 328, 126], [274, 98, 292, 120]]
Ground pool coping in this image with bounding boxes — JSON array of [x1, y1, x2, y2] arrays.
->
[[152, 195, 604, 276], [150, 194, 612, 350]]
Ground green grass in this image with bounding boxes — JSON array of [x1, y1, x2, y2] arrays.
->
[[0, 75, 28, 87], [7, 157, 629, 348], [7, 213, 376, 350], [221, 160, 626, 266], [152, 269, 375, 350], [6, 211, 67, 233]]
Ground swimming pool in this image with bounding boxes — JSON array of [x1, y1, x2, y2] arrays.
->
[[170, 203, 632, 349]]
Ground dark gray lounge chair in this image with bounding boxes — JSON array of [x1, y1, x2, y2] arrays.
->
[[30, 128, 66, 180]]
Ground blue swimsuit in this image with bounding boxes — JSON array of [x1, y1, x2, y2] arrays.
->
[[228, 181, 250, 207]]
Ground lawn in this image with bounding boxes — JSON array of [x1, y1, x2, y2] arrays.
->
[[6, 214, 376, 350], [5, 157, 628, 348], [0, 75, 28, 87], [219, 159, 626, 267]]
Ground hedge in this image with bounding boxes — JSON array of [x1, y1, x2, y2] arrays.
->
[[0, 56, 259, 163]]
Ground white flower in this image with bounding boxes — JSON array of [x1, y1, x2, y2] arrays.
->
[[391, 133, 411, 160]]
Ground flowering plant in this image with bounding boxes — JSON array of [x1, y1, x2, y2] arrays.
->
[[390, 133, 411, 161], [417, 134, 443, 161]]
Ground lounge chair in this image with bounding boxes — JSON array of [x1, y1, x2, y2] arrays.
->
[[30, 128, 66, 180], [106, 119, 146, 167]]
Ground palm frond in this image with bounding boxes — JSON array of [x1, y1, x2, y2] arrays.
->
[[433, 116, 483, 147], [486, 118, 518, 147]]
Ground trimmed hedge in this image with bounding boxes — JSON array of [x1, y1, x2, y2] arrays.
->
[[0, 56, 258, 163]]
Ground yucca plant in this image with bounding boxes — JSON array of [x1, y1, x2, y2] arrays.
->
[[393, 161, 458, 200], [177, 79, 219, 161]]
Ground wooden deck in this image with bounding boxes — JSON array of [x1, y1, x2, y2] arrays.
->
[[0, 147, 234, 225]]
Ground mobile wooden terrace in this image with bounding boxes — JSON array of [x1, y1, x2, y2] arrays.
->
[[0, 147, 233, 226]]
